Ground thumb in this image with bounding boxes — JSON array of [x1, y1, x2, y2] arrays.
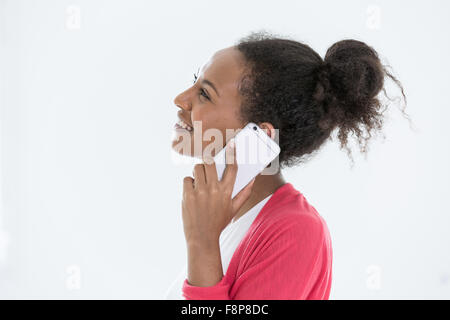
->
[[231, 178, 255, 214]]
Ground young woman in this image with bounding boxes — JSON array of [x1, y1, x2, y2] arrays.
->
[[165, 31, 408, 300]]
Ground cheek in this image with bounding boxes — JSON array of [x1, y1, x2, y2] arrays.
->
[[191, 109, 220, 131], [190, 106, 241, 155], [190, 109, 205, 128]]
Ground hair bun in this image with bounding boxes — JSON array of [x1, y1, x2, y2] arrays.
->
[[314, 39, 387, 135], [324, 39, 385, 103]]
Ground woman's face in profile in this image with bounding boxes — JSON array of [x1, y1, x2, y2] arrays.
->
[[172, 46, 247, 159]]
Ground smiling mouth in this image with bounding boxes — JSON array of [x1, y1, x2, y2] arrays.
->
[[174, 119, 193, 131]]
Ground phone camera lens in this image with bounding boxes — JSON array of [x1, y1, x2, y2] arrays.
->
[[253, 126, 257, 131]]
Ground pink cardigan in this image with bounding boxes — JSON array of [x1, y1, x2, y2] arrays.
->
[[182, 182, 333, 300]]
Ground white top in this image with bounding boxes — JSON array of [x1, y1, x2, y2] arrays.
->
[[164, 194, 273, 299]]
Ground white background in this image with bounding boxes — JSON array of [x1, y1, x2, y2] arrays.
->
[[1, 0, 449, 299]]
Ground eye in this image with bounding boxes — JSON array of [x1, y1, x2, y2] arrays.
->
[[199, 88, 210, 100], [193, 70, 210, 101]]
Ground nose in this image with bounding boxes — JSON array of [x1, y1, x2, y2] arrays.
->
[[173, 90, 192, 111]]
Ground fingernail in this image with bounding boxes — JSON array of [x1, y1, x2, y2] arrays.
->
[[203, 156, 213, 164]]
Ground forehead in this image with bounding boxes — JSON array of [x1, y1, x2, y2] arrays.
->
[[200, 47, 246, 96]]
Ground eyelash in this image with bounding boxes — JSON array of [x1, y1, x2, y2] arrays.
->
[[193, 71, 210, 101]]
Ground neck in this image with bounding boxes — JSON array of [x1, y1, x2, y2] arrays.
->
[[232, 170, 286, 223]]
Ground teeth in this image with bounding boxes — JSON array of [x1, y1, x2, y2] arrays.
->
[[178, 120, 193, 131]]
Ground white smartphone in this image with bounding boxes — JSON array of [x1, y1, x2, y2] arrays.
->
[[213, 122, 280, 199]]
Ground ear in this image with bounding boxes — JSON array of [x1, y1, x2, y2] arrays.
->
[[258, 122, 276, 139]]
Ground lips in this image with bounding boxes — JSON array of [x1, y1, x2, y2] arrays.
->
[[175, 120, 193, 131], [176, 112, 193, 131], [174, 122, 193, 132]]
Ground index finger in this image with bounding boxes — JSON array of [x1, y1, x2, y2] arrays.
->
[[202, 155, 219, 184]]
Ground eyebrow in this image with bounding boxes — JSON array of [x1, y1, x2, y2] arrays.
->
[[202, 79, 220, 98]]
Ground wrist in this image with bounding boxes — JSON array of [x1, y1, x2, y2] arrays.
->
[[186, 238, 223, 287], [187, 236, 220, 252]]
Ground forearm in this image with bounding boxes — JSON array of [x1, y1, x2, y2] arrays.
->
[[186, 239, 224, 287]]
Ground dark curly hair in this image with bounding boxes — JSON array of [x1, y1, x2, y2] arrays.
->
[[234, 30, 412, 169]]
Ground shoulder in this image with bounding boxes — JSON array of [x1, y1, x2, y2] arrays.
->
[[256, 186, 329, 246]]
